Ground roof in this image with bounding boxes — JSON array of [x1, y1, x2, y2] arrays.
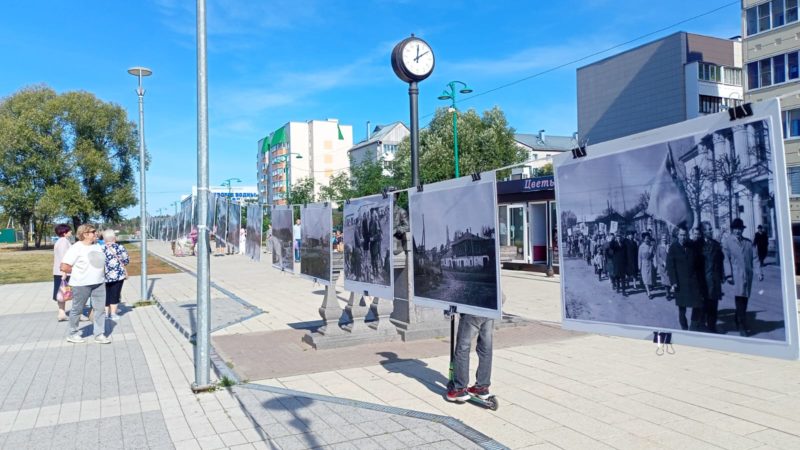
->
[[514, 133, 574, 152], [350, 122, 409, 151]]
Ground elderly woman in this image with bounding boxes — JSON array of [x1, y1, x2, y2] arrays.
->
[[60, 224, 110, 344], [52, 223, 73, 321], [102, 230, 129, 322]]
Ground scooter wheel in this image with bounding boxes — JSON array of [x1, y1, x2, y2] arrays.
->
[[488, 396, 499, 411]]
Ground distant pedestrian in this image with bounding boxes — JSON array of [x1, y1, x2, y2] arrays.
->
[[190, 226, 198, 256], [697, 222, 724, 333], [293, 218, 302, 262], [638, 233, 655, 299], [624, 230, 639, 290], [239, 226, 246, 255], [102, 230, 129, 322], [52, 223, 73, 321], [61, 224, 111, 344], [655, 234, 672, 300], [753, 225, 768, 269]]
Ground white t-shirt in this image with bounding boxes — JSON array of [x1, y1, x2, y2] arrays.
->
[[61, 242, 105, 286], [293, 224, 301, 240], [52, 237, 72, 275]]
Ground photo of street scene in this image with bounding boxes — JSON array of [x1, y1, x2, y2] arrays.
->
[[227, 202, 241, 254], [214, 195, 228, 245], [300, 203, 332, 284], [270, 206, 294, 272], [557, 118, 788, 342], [410, 173, 501, 318], [343, 194, 393, 298]]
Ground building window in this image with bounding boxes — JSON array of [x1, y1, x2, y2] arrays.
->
[[747, 61, 759, 89], [747, 0, 800, 35], [699, 95, 723, 114], [790, 52, 799, 80], [747, 6, 758, 35], [774, 0, 786, 26], [789, 0, 799, 22], [723, 67, 742, 86], [759, 2, 772, 32], [784, 108, 800, 138], [698, 63, 722, 82], [789, 166, 800, 196], [774, 54, 786, 84], [760, 58, 773, 87]]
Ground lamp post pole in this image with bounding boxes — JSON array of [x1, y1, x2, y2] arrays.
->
[[438, 81, 473, 179], [127, 66, 152, 302]]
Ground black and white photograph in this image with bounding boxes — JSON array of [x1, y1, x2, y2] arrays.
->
[[214, 196, 228, 245], [227, 202, 242, 254], [554, 98, 799, 359], [245, 204, 263, 261], [271, 205, 294, 272], [343, 194, 393, 299], [410, 171, 501, 319], [300, 203, 332, 284]]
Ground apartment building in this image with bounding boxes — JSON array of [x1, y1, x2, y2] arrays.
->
[[742, 0, 800, 221], [257, 119, 353, 206], [347, 122, 409, 172]]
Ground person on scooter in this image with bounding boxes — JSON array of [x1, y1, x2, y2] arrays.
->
[[445, 312, 494, 402]]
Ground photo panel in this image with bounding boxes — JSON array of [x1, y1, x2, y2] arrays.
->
[[214, 196, 228, 244], [554, 98, 799, 360], [300, 203, 333, 285], [245, 204, 263, 262], [271, 205, 294, 272], [409, 171, 502, 319], [343, 194, 394, 299], [227, 202, 241, 254]]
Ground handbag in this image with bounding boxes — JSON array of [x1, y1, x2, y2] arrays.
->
[[56, 278, 73, 302]]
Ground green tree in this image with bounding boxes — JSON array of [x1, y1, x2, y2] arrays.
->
[[0, 85, 140, 248], [288, 176, 316, 205], [391, 106, 525, 188]]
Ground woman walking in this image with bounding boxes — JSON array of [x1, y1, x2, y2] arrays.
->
[[656, 234, 672, 300], [60, 224, 111, 344], [52, 224, 72, 321], [638, 233, 656, 299], [102, 230, 129, 322]]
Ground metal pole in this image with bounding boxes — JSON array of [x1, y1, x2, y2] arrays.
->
[[193, 0, 213, 392], [452, 108, 459, 178], [409, 81, 419, 187], [135, 73, 148, 302], [226, 184, 231, 254]]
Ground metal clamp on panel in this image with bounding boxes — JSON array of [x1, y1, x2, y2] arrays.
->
[[417, 184, 424, 192], [381, 188, 389, 199], [728, 103, 753, 122], [571, 145, 587, 159], [652, 331, 675, 356], [445, 305, 457, 318], [471, 173, 481, 182]]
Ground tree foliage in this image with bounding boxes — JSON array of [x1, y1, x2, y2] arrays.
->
[[0, 85, 141, 248], [390, 106, 525, 187], [288, 176, 316, 206]]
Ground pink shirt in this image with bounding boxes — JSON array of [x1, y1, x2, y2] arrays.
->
[[52, 237, 71, 275]]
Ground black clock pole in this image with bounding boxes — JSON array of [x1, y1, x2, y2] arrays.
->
[[409, 81, 420, 187]]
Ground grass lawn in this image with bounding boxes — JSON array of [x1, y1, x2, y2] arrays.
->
[[0, 242, 179, 285]]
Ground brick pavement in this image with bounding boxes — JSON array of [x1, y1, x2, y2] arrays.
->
[[143, 239, 800, 450]]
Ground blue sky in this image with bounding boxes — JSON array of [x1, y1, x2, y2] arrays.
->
[[0, 0, 741, 218]]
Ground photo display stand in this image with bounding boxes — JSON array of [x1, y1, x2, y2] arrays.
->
[[409, 170, 502, 320], [299, 202, 333, 285], [553, 98, 799, 360], [270, 205, 294, 273], [342, 193, 395, 299]]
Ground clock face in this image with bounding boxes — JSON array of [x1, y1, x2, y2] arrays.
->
[[401, 39, 434, 78]]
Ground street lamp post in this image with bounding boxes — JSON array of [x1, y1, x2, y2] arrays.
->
[[128, 66, 152, 301], [438, 81, 473, 178], [221, 178, 241, 253]]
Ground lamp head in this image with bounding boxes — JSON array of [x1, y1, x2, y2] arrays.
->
[[127, 66, 153, 77], [294, 154, 303, 159], [459, 88, 473, 94], [438, 93, 452, 101]]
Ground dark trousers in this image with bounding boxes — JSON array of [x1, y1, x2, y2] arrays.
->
[[703, 297, 719, 331], [735, 296, 749, 330], [678, 306, 701, 330]]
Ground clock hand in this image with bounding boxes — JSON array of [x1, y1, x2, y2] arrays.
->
[[416, 50, 430, 61], [416, 45, 419, 61]]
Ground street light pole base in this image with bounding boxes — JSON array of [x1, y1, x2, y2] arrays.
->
[[190, 382, 216, 393]]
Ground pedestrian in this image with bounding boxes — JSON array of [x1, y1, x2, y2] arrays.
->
[[723, 218, 756, 337], [60, 224, 111, 344], [624, 230, 639, 290], [753, 224, 769, 269], [52, 223, 73, 321], [697, 222, 725, 333], [593, 247, 605, 281], [667, 227, 704, 331], [638, 233, 656, 299], [445, 313, 494, 402], [611, 233, 628, 295], [102, 230, 129, 322], [190, 226, 198, 256], [239, 226, 246, 255], [293, 218, 302, 262], [655, 234, 672, 300]]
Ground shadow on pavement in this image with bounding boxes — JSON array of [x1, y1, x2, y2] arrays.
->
[[262, 396, 322, 448], [377, 351, 449, 396]]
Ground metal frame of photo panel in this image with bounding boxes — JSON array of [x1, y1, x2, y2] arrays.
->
[[270, 205, 294, 273], [409, 171, 502, 319], [343, 193, 395, 299], [553, 98, 799, 360], [299, 202, 333, 285]]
